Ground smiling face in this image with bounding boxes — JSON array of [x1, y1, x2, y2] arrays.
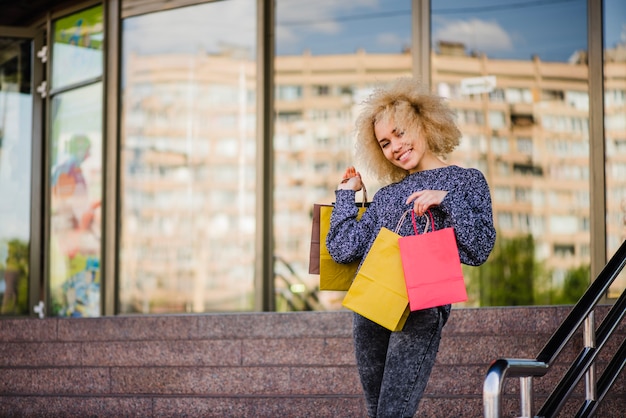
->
[[374, 116, 439, 173]]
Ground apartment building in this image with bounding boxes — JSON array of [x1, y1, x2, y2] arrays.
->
[[1, 0, 623, 316], [116, 41, 626, 311]]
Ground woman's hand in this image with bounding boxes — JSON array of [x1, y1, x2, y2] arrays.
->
[[406, 190, 448, 216], [337, 166, 363, 192]]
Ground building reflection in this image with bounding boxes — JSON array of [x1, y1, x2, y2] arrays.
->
[[120, 39, 626, 312], [120, 48, 257, 313]]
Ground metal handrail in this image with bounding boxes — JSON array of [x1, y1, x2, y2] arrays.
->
[[574, 336, 626, 417], [537, 289, 626, 417], [483, 239, 626, 418]]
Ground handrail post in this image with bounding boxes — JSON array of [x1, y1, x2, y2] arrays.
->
[[484, 359, 548, 418], [484, 240, 626, 418], [519, 376, 533, 417], [484, 360, 507, 418], [583, 312, 596, 401]]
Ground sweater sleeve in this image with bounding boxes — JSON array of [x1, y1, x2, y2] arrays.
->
[[439, 169, 496, 266], [325, 189, 377, 264]]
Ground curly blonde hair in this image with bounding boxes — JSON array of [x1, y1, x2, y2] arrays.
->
[[354, 77, 461, 184]]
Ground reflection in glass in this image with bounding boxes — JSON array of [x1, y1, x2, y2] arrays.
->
[[120, 0, 257, 313], [604, 0, 626, 298], [432, 0, 590, 306], [0, 37, 32, 316], [49, 83, 103, 317], [51, 5, 103, 89], [274, 0, 412, 310]]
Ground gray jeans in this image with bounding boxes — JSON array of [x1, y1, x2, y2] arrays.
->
[[353, 305, 451, 418]]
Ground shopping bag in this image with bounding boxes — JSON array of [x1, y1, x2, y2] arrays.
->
[[309, 185, 368, 291], [309, 204, 323, 275], [398, 210, 466, 311], [317, 204, 367, 290], [342, 211, 411, 331]]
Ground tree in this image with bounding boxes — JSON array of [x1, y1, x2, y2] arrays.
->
[[466, 234, 538, 306], [555, 264, 590, 305], [1, 239, 29, 315]]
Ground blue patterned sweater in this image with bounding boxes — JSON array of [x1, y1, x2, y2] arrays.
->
[[326, 165, 496, 268]]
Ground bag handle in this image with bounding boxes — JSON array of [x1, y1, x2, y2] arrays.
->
[[394, 209, 412, 233], [358, 182, 368, 207], [410, 210, 435, 235]]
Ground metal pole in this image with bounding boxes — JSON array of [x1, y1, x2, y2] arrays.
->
[[583, 312, 597, 400], [519, 376, 533, 417]]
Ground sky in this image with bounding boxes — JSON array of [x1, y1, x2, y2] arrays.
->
[[276, 0, 625, 61], [121, 0, 625, 63]]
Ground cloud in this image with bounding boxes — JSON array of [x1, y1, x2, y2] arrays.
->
[[278, 0, 379, 30], [276, 0, 380, 49], [124, 0, 256, 56], [375, 32, 409, 50], [433, 18, 514, 54]]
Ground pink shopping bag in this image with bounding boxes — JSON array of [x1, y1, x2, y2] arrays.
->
[[398, 210, 467, 311]]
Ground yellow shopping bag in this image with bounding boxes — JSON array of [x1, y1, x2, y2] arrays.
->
[[342, 211, 411, 331], [317, 204, 367, 290], [309, 186, 368, 291]]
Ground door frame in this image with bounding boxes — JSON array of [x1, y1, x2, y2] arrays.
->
[[0, 25, 45, 317]]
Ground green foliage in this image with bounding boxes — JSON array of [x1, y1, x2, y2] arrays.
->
[[466, 233, 591, 307], [466, 234, 538, 306], [1, 239, 30, 315], [490, 234, 535, 306], [554, 264, 590, 305]]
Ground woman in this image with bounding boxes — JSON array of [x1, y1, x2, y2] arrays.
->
[[326, 77, 496, 417]]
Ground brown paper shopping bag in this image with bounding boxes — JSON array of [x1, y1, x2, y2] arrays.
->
[[309, 204, 323, 275], [342, 211, 411, 331], [309, 185, 368, 291]]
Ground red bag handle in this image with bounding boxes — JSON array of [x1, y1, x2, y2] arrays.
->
[[410, 210, 436, 235]]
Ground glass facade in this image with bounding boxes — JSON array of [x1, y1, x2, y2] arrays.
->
[[51, 7, 103, 89], [48, 5, 104, 317], [274, 0, 412, 310], [604, 0, 626, 297], [0, 0, 624, 317], [119, 0, 257, 313], [0, 37, 32, 316], [431, 0, 591, 306]]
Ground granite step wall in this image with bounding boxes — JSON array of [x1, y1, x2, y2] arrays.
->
[[0, 306, 624, 417]]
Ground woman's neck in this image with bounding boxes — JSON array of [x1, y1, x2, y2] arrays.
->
[[409, 153, 447, 173]]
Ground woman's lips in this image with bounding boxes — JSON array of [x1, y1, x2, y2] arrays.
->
[[397, 149, 412, 162]]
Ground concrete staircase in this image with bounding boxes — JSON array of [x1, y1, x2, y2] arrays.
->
[[0, 306, 624, 417]]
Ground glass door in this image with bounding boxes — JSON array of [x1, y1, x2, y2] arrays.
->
[[0, 32, 36, 316], [47, 4, 104, 317]]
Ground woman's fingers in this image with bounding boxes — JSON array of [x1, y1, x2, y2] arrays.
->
[[342, 166, 355, 180], [406, 190, 448, 215], [341, 166, 358, 183], [405, 190, 424, 205]]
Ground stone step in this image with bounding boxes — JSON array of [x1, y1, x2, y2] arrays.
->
[[0, 306, 623, 417]]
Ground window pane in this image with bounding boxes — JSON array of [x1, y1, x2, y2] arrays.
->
[[0, 37, 32, 316], [51, 5, 103, 90], [49, 83, 103, 317], [604, 0, 626, 298], [274, 0, 412, 310], [432, 0, 590, 306], [120, 0, 257, 313]]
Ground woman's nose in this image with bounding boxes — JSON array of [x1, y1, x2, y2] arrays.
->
[[391, 138, 402, 152]]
